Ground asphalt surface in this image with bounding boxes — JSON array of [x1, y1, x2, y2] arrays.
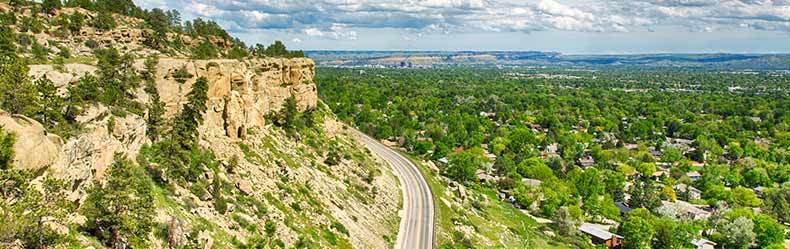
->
[[354, 130, 435, 249]]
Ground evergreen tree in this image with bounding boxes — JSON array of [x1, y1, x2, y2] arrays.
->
[[143, 56, 164, 141], [81, 154, 154, 248], [172, 77, 208, 146], [0, 54, 36, 115], [91, 12, 116, 31], [32, 77, 64, 129], [41, 0, 62, 14], [0, 128, 14, 170], [0, 27, 15, 56]]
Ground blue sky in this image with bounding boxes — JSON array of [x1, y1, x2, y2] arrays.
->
[[134, 0, 790, 54]]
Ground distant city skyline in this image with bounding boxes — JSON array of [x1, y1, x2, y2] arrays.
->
[[134, 0, 790, 54]]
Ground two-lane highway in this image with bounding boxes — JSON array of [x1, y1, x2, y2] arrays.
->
[[354, 129, 435, 249]]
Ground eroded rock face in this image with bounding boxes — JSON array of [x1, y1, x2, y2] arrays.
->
[[28, 64, 98, 91], [153, 58, 317, 139], [0, 111, 62, 170]]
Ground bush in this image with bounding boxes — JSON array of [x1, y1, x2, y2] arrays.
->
[[84, 39, 99, 49], [91, 12, 116, 31], [31, 41, 49, 62], [0, 170, 76, 248], [264, 220, 276, 235], [67, 12, 85, 33], [172, 65, 193, 83], [191, 41, 218, 60], [0, 11, 17, 25], [19, 16, 44, 33]]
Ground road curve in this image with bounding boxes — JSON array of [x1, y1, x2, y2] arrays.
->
[[353, 129, 435, 249]]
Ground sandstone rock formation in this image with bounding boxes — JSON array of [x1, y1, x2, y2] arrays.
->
[[28, 64, 98, 90], [151, 58, 317, 139], [0, 111, 62, 170]]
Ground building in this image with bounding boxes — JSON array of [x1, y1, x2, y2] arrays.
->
[[579, 156, 596, 168], [686, 171, 702, 181], [754, 186, 768, 197], [675, 183, 702, 200], [614, 201, 632, 216], [475, 169, 496, 182], [579, 223, 623, 248], [660, 200, 711, 220], [691, 238, 716, 249]]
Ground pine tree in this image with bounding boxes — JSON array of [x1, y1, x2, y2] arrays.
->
[[0, 127, 14, 170], [81, 154, 154, 248], [143, 56, 164, 141], [172, 77, 208, 146], [0, 54, 36, 115], [33, 77, 64, 129]]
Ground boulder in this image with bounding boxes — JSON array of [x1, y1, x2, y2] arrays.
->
[[0, 111, 62, 170]]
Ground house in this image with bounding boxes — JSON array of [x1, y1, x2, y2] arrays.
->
[[675, 184, 702, 200], [686, 171, 702, 181], [579, 156, 596, 168], [652, 170, 666, 180], [661, 200, 711, 220], [754, 186, 768, 197], [691, 238, 716, 249], [475, 169, 496, 182], [437, 157, 449, 164], [579, 223, 623, 248], [691, 161, 705, 168], [542, 143, 559, 158], [614, 201, 632, 216], [664, 138, 695, 153], [479, 111, 496, 118]]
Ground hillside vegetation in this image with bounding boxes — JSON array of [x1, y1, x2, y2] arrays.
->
[[0, 1, 400, 249]]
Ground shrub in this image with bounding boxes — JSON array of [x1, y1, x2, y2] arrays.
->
[[67, 12, 85, 33], [19, 16, 44, 33], [91, 12, 116, 31], [84, 39, 99, 49], [172, 65, 193, 83], [0, 128, 13, 170], [191, 41, 217, 60]]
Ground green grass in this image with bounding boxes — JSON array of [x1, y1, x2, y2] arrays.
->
[[401, 152, 574, 248], [238, 142, 265, 165]]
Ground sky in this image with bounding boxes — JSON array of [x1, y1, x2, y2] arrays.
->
[[133, 0, 790, 54]]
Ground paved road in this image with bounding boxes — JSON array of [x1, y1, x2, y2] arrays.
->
[[354, 130, 435, 249]]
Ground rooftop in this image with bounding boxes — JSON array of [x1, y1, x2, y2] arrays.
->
[[579, 223, 622, 241]]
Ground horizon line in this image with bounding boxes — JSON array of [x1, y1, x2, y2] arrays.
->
[[301, 50, 790, 56]]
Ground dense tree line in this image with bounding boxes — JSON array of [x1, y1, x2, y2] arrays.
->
[[317, 67, 790, 248]]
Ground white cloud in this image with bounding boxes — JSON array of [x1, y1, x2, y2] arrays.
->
[[134, 0, 790, 41], [302, 24, 358, 40]]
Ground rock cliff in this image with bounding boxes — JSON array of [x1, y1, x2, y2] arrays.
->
[[151, 58, 317, 139], [13, 57, 400, 248]]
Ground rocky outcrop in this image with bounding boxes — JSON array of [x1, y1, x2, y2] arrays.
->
[[28, 64, 98, 90], [0, 111, 62, 170], [152, 58, 317, 139]]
